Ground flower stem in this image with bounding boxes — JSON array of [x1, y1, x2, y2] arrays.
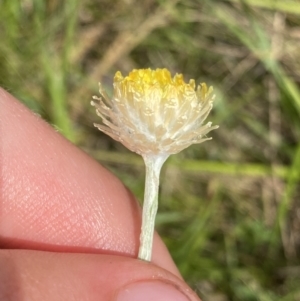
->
[[138, 154, 169, 261]]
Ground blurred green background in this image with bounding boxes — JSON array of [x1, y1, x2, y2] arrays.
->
[[1, 0, 300, 300]]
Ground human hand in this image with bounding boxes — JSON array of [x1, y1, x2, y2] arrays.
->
[[0, 88, 201, 301]]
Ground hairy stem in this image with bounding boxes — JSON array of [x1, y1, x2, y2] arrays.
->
[[138, 154, 169, 261]]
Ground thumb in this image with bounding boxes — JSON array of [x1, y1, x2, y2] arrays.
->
[[1, 250, 201, 301]]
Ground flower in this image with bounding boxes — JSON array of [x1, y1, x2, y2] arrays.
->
[[91, 68, 218, 156], [92, 68, 219, 261]]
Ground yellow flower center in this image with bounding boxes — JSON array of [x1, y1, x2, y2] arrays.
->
[[114, 68, 200, 99], [115, 68, 184, 84]]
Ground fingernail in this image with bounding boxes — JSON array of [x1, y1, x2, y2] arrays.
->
[[114, 280, 191, 301]]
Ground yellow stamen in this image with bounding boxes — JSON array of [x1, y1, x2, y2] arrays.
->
[[114, 68, 199, 101]]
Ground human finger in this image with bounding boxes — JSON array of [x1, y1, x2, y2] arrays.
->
[[0, 250, 200, 301], [0, 88, 179, 276]]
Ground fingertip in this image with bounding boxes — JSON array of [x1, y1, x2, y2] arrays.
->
[[0, 88, 181, 278], [0, 250, 199, 301]]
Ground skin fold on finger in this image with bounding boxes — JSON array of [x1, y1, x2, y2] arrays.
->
[[0, 250, 200, 301], [0, 88, 180, 276]]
